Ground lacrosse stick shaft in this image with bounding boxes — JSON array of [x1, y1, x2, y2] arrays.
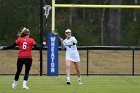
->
[[51, 29, 67, 45], [58, 36, 66, 45]]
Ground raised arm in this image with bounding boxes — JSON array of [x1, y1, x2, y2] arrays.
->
[[33, 41, 46, 50], [0, 42, 17, 50]]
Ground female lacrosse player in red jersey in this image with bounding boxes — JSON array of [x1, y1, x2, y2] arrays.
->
[[60, 29, 82, 85], [0, 27, 46, 89]]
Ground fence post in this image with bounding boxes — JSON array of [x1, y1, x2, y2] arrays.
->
[[132, 47, 135, 76], [39, 0, 43, 76], [87, 49, 89, 76]]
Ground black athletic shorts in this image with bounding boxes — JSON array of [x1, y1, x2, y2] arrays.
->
[[17, 58, 32, 73]]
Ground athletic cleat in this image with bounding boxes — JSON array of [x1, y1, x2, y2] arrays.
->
[[78, 80, 82, 85], [66, 77, 71, 85], [23, 80, 29, 89], [12, 80, 18, 89], [67, 82, 71, 85], [23, 86, 29, 90], [12, 83, 16, 89]]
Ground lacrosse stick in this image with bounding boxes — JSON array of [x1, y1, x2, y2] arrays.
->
[[52, 30, 66, 50], [52, 29, 61, 39], [43, 5, 52, 19], [52, 29, 66, 45], [43, 5, 52, 41]]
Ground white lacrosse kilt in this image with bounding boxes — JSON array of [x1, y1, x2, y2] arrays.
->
[[63, 37, 80, 62]]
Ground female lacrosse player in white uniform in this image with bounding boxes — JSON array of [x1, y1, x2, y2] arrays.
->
[[60, 29, 82, 85]]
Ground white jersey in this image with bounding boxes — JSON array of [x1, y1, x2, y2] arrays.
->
[[63, 37, 80, 62]]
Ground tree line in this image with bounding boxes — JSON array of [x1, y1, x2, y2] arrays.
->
[[0, 0, 140, 46]]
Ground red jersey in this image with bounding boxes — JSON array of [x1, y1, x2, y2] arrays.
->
[[15, 36, 36, 59]]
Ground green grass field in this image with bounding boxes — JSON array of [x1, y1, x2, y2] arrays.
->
[[0, 76, 140, 93]]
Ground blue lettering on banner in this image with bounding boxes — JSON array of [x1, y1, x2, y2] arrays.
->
[[47, 33, 58, 76]]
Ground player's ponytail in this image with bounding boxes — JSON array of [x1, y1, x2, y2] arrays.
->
[[17, 27, 30, 37]]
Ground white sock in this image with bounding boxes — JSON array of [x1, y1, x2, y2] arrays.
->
[[23, 80, 27, 87], [13, 80, 18, 85], [67, 77, 70, 82], [78, 76, 81, 81]]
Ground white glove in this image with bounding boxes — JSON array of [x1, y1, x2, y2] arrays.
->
[[42, 41, 46, 46], [0, 47, 3, 50]]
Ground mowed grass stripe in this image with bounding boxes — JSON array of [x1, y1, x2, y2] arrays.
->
[[0, 76, 140, 93]]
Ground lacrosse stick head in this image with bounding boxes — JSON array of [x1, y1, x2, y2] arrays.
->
[[53, 32, 59, 36], [43, 5, 51, 19], [52, 29, 59, 36]]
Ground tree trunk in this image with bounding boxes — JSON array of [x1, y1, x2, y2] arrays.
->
[[133, 0, 138, 22], [101, 0, 109, 45], [102, 0, 121, 45]]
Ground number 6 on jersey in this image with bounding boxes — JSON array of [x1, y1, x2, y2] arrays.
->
[[23, 42, 27, 49]]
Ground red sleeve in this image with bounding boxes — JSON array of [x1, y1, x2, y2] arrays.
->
[[15, 38, 20, 44], [31, 38, 36, 45]]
